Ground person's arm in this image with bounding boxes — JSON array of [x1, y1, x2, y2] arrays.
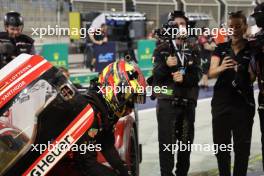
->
[[208, 56, 221, 78], [172, 71, 184, 83], [208, 44, 235, 78], [102, 37, 108, 43], [152, 50, 175, 82], [181, 58, 203, 87], [203, 42, 216, 51], [208, 56, 235, 78], [100, 131, 130, 176]]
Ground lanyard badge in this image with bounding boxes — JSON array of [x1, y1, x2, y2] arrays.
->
[[172, 40, 186, 66], [172, 40, 187, 75], [178, 67, 186, 75]]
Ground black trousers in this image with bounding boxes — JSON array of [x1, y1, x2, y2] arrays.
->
[[156, 99, 195, 176], [212, 103, 255, 176], [258, 93, 264, 171]]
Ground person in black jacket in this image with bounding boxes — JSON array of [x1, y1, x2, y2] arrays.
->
[[75, 59, 146, 176], [208, 11, 256, 176], [152, 11, 202, 176], [250, 2, 264, 170], [0, 11, 35, 69]]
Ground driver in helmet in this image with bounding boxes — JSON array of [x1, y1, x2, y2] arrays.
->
[[0, 11, 35, 68], [0, 54, 145, 176], [73, 59, 146, 176]]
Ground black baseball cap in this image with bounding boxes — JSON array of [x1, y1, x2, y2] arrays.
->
[[168, 10, 188, 23], [251, 2, 264, 17]]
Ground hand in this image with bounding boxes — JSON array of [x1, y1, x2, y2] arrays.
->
[[166, 55, 177, 67], [103, 37, 108, 43], [96, 40, 103, 45], [172, 71, 183, 83], [218, 57, 235, 72]]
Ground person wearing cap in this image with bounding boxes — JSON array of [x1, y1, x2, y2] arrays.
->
[[0, 11, 35, 68], [250, 2, 264, 170], [152, 10, 202, 176]]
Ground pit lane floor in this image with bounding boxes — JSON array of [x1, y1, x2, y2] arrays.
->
[[138, 90, 264, 176]]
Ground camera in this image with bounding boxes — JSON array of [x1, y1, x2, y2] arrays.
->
[[154, 23, 179, 41], [154, 22, 192, 74]]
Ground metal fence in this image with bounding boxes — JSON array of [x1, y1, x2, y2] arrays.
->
[[0, 0, 69, 33], [0, 0, 262, 33]]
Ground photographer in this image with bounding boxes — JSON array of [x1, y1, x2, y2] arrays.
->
[[250, 2, 264, 170], [208, 11, 255, 176], [0, 11, 35, 69], [152, 11, 202, 176]]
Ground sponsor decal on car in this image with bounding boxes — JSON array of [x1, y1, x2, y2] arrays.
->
[[0, 55, 52, 108], [23, 105, 95, 176]]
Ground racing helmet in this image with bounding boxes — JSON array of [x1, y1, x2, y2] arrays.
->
[[98, 59, 146, 117], [4, 11, 24, 27]]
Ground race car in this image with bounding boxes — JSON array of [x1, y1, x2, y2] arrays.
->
[[0, 54, 141, 176]]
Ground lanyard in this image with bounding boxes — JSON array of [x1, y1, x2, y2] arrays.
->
[[172, 40, 185, 66]]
